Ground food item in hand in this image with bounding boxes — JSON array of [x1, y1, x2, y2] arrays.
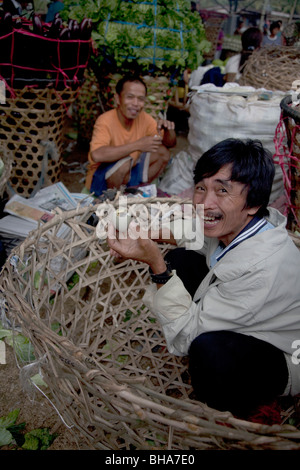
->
[[112, 208, 132, 233]]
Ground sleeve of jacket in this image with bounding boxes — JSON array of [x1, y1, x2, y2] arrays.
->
[[143, 273, 204, 356], [143, 263, 268, 357]]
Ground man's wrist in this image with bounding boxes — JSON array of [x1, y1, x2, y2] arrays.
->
[[149, 262, 173, 284]]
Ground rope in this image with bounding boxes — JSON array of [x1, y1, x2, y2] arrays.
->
[[274, 113, 300, 226], [0, 28, 92, 90]]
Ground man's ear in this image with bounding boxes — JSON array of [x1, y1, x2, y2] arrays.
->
[[115, 93, 120, 106], [248, 206, 261, 216]]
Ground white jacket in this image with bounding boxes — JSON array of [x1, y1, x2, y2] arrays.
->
[[143, 208, 300, 396]]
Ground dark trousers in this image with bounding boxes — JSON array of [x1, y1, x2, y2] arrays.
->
[[165, 248, 289, 417]]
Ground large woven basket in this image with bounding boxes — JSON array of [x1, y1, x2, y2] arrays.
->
[[0, 146, 12, 200], [75, 68, 102, 144], [0, 86, 79, 197], [1, 198, 300, 450], [239, 46, 300, 92], [199, 9, 227, 60]]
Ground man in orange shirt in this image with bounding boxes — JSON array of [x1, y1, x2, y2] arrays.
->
[[85, 74, 176, 197]]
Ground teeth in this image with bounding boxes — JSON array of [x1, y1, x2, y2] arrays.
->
[[202, 215, 220, 225]]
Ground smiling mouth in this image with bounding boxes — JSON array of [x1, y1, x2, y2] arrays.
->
[[202, 214, 222, 225]]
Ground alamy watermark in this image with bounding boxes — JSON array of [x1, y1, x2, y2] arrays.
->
[[292, 340, 300, 365], [96, 199, 204, 250]]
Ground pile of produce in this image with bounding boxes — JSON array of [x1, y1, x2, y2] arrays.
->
[[0, 11, 93, 90], [63, 0, 211, 78], [211, 57, 229, 74]]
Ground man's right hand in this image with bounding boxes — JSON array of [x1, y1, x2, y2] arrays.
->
[[136, 135, 162, 153], [91, 135, 163, 164]]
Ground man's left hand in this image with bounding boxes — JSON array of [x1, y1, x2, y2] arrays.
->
[[157, 119, 175, 134]]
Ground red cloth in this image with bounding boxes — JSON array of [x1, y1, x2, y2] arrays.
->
[[247, 400, 282, 425]]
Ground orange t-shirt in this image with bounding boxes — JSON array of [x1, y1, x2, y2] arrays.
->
[[85, 109, 158, 190]]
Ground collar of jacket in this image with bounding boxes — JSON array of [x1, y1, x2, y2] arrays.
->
[[194, 207, 288, 300]]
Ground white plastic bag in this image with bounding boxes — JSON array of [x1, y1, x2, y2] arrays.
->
[[159, 150, 195, 195], [187, 84, 287, 203]]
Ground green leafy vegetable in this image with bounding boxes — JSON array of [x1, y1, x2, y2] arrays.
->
[[0, 427, 13, 447], [0, 409, 20, 429], [5, 333, 35, 363], [0, 409, 57, 450], [22, 428, 57, 450], [62, 0, 211, 76]]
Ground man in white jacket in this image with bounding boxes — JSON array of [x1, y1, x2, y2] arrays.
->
[[107, 138, 300, 418]]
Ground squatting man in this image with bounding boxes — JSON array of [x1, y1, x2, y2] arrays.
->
[[107, 138, 300, 418], [85, 74, 176, 197]]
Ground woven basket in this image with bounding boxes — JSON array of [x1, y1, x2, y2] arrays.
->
[[239, 46, 300, 92], [0, 146, 12, 200], [199, 10, 227, 59], [1, 198, 300, 450], [222, 35, 242, 53], [0, 86, 79, 197], [75, 68, 102, 143]]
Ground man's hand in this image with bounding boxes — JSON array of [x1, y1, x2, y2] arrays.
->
[[157, 119, 176, 148], [107, 223, 167, 274], [136, 135, 163, 153], [157, 119, 175, 134]]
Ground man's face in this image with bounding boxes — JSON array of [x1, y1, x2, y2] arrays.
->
[[115, 81, 146, 120], [193, 164, 259, 246]]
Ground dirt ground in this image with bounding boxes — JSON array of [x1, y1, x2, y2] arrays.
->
[[0, 113, 189, 451], [0, 345, 82, 450]]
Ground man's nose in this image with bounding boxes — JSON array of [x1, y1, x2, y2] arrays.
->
[[204, 191, 218, 208], [195, 190, 216, 208]]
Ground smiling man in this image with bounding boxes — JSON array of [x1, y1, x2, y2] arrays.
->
[[85, 74, 176, 197], [107, 138, 300, 418]]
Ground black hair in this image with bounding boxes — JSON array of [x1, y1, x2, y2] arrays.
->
[[193, 138, 275, 216], [115, 74, 147, 96], [270, 21, 281, 33]]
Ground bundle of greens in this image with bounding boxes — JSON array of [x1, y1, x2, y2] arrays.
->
[[62, 0, 211, 77]]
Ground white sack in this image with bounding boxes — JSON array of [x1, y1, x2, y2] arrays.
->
[[188, 65, 214, 88], [159, 150, 195, 195], [187, 84, 287, 203]]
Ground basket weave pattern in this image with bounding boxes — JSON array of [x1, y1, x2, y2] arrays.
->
[[75, 69, 102, 143], [199, 10, 227, 59], [0, 87, 78, 197], [0, 146, 12, 199], [1, 200, 300, 450]]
